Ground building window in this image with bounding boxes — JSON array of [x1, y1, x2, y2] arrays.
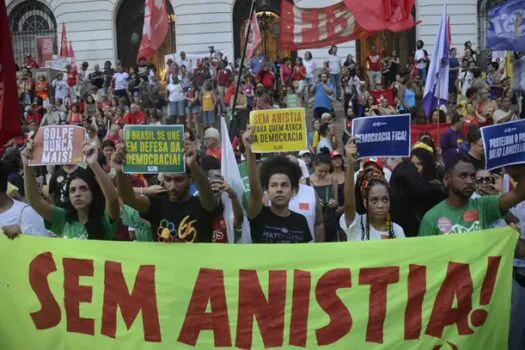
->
[[9, 0, 57, 66]]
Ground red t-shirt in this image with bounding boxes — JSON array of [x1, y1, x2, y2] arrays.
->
[[105, 132, 122, 145], [292, 66, 306, 81], [224, 84, 236, 106], [206, 146, 222, 161], [217, 69, 232, 87], [25, 112, 41, 125], [124, 111, 146, 125], [367, 54, 381, 71], [259, 71, 275, 89], [67, 70, 78, 87]]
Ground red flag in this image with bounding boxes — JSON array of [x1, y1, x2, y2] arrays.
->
[[0, 0, 22, 145], [137, 0, 169, 63], [60, 23, 68, 57], [280, 1, 362, 50], [343, 0, 419, 32], [245, 14, 262, 58]]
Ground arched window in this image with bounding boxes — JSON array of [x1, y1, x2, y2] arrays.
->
[[9, 0, 57, 66], [115, 0, 176, 71], [478, 0, 511, 50]]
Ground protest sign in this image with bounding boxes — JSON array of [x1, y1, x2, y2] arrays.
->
[[123, 125, 185, 174], [0, 228, 516, 349], [285, 93, 298, 108], [29, 125, 85, 166], [249, 108, 307, 153], [352, 114, 411, 158], [481, 119, 525, 170]]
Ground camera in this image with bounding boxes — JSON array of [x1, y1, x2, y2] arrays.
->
[[208, 46, 215, 54]]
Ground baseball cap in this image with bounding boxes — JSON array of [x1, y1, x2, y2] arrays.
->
[[298, 150, 312, 157], [330, 150, 342, 159], [363, 157, 384, 171]]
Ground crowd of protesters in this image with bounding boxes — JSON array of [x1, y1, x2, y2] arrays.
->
[[1, 41, 525, 348]]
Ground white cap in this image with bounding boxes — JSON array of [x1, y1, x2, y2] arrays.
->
[[298, 150, 312, 157]]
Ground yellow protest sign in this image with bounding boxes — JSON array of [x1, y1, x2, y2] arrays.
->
[[249, 108, 307, 153], [0, 228, 517, 349]]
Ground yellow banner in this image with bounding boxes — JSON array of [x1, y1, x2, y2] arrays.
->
[[0, 228, 517, 349], [249, 108, 307, 153]]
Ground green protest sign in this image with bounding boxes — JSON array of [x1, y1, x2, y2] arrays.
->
[[286, 93, 298, 108], [123, 125, 185, 174]]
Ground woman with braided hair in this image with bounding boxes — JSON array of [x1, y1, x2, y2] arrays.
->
[[340, 139, 405, 241]]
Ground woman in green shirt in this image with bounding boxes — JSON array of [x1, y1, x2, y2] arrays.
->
[[22, 143, 120, 240]]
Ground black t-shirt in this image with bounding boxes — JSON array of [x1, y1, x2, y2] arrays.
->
[[249, 206, 312, 243], [89, 71, 105, 89], [146, 194, 214, 243]]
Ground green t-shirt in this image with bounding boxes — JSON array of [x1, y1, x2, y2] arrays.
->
[[419, 195, 503, 236], [50, 206, 118, 240]]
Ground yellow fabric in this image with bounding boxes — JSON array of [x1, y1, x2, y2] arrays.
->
[[202, 91, 214, 112], [6, 182, 18, 197]]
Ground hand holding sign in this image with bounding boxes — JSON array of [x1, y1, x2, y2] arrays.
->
[[28, 125, 86, 166], [345, 137, 358, 159], [352, 114, 411, 158], [110, 144, 126, 173], [184, 140, 198, 168], [82, 143, 99, 166], [242, 126, 254, 153]]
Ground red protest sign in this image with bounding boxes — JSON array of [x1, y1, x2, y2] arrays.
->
[[29, 125, 86, 166]]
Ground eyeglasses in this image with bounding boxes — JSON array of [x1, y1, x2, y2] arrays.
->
[[476, 176, 495, 185]]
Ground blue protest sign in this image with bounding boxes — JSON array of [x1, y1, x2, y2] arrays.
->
[[487, 0, 525, 52], [351, 114, 411, 158], [482, 120, 525, 171]]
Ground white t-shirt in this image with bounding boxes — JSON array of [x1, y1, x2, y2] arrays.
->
[[415, 49, 427, 69], [289, 184, 317, 241], [53, 79, 69, 100], [509, 201, 525, 267], [493, 109, 517, 124], [458, 70, 473, 96], [316, 137, 333, 153], [113, 72, 129, 91], [0, 199, 51, 237], [167, 83, 184, 102], [339, 213, 405, 241], [303, 59, 317, 79], [328, 55, 342, 75]]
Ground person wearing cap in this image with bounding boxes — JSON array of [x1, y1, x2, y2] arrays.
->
[[354, 157, 392, 184], [299, 150, 314, 175], [204, 128, 222, 161]]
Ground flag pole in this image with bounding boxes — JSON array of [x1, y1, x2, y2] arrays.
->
[[230, 0, 257, 136]]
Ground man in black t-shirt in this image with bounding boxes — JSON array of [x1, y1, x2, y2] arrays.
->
[[243, 128, 312, 243], [466, 124, 484, 171], [113, 141, 216, 243]]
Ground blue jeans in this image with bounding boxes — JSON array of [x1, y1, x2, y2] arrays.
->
[[330, 73, 341, 100], [202, 111, 215, 125], [169, 101, 185, 117], [417, 67, 428, 86]]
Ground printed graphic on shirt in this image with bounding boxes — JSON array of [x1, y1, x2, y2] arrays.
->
[[157, 216, 197, 243], [437, 217, 480, 235], [261, 226, 306, 243]]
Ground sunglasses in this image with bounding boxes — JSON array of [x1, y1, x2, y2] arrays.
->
[[476, 176, 495, 185]]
